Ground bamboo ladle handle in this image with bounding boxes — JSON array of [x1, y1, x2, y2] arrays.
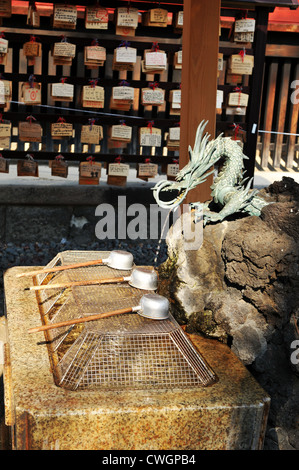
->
[[27, 276, 127, 291], [16, 258, 105, 278], [28, 306, 137, 334]]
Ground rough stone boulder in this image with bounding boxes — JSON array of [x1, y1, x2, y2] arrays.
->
[[158, 177, 299, 450]]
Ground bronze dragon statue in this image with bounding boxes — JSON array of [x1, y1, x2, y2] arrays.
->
[[152, 120, 269, 224]]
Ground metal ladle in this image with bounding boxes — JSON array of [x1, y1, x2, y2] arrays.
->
[[27, 267, 158, 291], [27, 293, 170, 334], [17, 250, 134, 278]]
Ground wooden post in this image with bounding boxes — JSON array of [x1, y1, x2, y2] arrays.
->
[[180, 0, 220, 204], [243, 7, 269, 181]]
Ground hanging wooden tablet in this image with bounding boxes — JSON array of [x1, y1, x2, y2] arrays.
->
[[112, 43, 137, 72], [51, 118, 73, 140], [142, 8, 168, 27], [0, 154, 8, 173], [84, 42, 106, 69], [110, 123, 132, 143], [79, 157, 101, 185], [0, 34, 8, 66], [0, 116, 11, 149], [51, 79, 74, 102], [107, 159, 130, 187], [82, 81, 105, 109], [137, 160, 158, 181], [167, 162, 179, 181], [143, 46, 167, 74], [216, 90, 224, 115], [226, 73, 242, 86], [173, 50, 182, 70], [20, 77, 42, 105], [85, 5, 109, 29], [80, 121, 103, 145], [53, 4, 77, 30], [0, 79, 11, 108], [18, 116, 42, 143], [227, 53, 254, 75], [234, 18, 255, 43], [169, 88, 181, 115], [174, 11, 183, 32], [218, 53, 223, 74], [110, 82, 135, 111], [115, 7, 138, 36], [166, 125, 180, 151], [139, 124, 162, 148], [23, 36, 42, 66], [27, 2, 40, 27], [50, 155, 68, 178], [17, 154, 39, 177], [141, 83, 165, 107], [228, 88, 249, 108], [0, 0, 12, 18], [52, 40, 76, 66]]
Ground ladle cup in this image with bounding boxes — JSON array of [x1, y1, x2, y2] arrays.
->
[[27, 267, 158, 292], [28, 293, 170, 334]]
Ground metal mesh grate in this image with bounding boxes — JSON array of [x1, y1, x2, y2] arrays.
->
[[34, 251, 217, 391]]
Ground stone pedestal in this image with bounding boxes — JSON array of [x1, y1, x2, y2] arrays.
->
[[3, 267, 270, 450]]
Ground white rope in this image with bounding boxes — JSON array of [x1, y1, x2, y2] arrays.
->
[[258, 130, 299, 137]]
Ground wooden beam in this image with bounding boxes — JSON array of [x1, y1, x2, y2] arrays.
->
[[180, 0, 221, 204], [243, 7, 269, 181]]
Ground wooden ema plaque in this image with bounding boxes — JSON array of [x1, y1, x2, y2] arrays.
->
[[53, 4, 77, 30], [79, 160, 101, 185], [0, 155, 9, 173], [112, 46, 137, 71], [50, 157, 68, 178], [84, 45, 106, 69], [141, 87, 165, 106], [228, 91, 249, 107], [139, 127, 162, 147], [18, 120, 42, 142], [227, 54, 254, 75], [82, 85, 104, 109], [26, 3, 40, 27], [169, 89, 181, 115], [137, 162, 158, 181], [20, 81, 42, 105], [0, 0, 12, 18], [174, 50, 182, 70], [107, 162, 129, 187], [51, 82, 74, 102], [142, 49, 167, 74], [51, 121, 73, 140], [52, 42, 76, 66], [0, 119, 11, 149], [174, 11, 183, 32], [17, 156, 38, 177], [142, 8, 168, 27], [167, 163, 179, 181], [115, 7, 138, 36], [0, 80, 11, 107], [110, 124, 132, 143], [166, 126, 180, 150], [85, 6, 109, 30], [81, 124, 103, 145]]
